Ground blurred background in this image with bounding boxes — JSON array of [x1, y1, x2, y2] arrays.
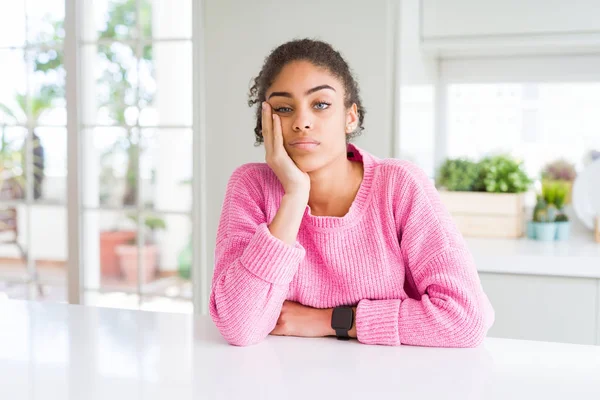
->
[[0, 0, 193, 312], [0, 0, 599, 345]]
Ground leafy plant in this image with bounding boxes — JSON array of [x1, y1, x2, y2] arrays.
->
[[555, 213, 569, 222], [125, 213, 166, 245], [541, 159, 577, 182], [475, 155, 532, 193], [533, 196, 550, 223], [96, 0, 153, 206], [0, 87, 52, 199], [436, 158, 480, 191], [541, 180, 570, 222], [20, 0, 154, 206]]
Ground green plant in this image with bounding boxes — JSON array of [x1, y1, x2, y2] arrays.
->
[[97, 0, 153, 206], [0, 15, 64, 200], [20, 0, 154, 206], [552, 181, 570, 210], [0, 88, 51, 199], [555, 213, 569, 222], [542, 181, 557, 205], [542, 180, 570, 222], [436, 158, 480, 191], [533, 196, 551, 223], [125, 213, 167, 245], [541, 159, 577, 182], [475, 155, 532, 193]]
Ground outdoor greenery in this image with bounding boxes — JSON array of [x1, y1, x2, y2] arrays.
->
[[0, 0, 153, 205]]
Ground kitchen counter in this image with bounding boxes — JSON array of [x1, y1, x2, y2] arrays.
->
[[1, 299, 599, 399], [468, 233, 600, 278]]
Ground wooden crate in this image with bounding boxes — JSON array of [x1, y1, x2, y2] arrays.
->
[[438, 191, 525, 238]]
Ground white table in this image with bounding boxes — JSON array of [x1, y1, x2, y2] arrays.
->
[[1, 300, 599, 400]]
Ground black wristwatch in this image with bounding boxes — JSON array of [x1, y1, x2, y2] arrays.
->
[[331, 306, 354, 340]]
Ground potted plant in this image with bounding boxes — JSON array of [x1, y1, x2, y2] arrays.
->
[[528, 180, 571, 241], [100, 228, 137, 279], [552, 181, 571, 241], [437, 155, 532, 238], [115, 214, 166, 284], [531, 196, 557, 241], [541, 159, 577, 204], [436, 158, 480, 191]]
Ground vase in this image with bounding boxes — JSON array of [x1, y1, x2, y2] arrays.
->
[[534, 223, 557, 241], [555, 221, 570, 241]]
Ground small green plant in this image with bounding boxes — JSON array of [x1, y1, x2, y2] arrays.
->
[[555, 213, 569, 222], [542, 180, 570, 222], [436, 158, 480, 191], [533, 196, 550, 223], [475, 155, 532, 193], [125, 213, 167, 245]]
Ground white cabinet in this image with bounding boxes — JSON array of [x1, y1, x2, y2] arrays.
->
[[471, 233, 600, 346], [479, 273, 599, 345], [421, 0, 600, 39]]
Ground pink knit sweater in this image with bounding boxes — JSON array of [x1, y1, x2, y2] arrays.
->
[[210, 143, 495, 347]]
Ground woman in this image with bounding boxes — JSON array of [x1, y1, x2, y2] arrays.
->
[[210, 39, 494, 347]]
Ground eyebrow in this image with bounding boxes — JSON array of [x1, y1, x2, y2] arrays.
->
[[267, 84, 336, 100]]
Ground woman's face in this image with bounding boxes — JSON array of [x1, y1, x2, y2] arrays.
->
[[265, 60, 358, 173]]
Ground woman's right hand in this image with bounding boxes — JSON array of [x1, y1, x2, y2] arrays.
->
[[262, 102, 311, 197]]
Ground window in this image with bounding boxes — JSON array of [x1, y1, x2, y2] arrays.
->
[[446, 83, 600, 178], [0, 0, 67, 302], [79, 0, 194, 313], [439, 56, 600, 178], [0, 0, 199, 314]]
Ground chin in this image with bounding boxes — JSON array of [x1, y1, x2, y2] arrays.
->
[[291, 155, 326, 173]]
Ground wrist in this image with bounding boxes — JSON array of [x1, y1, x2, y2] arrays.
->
[[283, 190, 309, 203], [349, 307, 357, 338], [327, 307, 357, 339]]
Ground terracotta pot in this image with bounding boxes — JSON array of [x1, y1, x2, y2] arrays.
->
[[100, 231, 136, 278], [115, 244, 158, 284]]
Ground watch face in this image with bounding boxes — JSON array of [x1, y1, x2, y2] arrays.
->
[[331, 307, 353, 330]]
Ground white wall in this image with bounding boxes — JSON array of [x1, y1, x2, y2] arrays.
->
[[203, 0, 401, 283], [397, 0, 437, 176], [421, 0, 600, 38]]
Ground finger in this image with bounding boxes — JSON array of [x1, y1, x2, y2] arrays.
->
[[261, 102, 273, 153], [272, 113, 284, 154]]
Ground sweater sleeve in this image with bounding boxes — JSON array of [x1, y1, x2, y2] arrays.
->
[[355, 162, 495, 347], [209, 164, 306, 346]]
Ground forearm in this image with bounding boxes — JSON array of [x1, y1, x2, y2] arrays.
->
[[211, 265, 290, 346], [268, 193, 308, 245], [211, 225, 306, 346], [354, 249, 492, 347]]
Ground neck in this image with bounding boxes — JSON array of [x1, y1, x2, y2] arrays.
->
[[307, 150, 363, 217]]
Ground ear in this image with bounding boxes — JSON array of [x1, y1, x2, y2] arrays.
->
[[345, 103, 359, 134]]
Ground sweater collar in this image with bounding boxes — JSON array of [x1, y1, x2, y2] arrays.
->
[[303, 143, 376, 230]]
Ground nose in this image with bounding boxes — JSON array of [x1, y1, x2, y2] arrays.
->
[[292, 109, 313, 132]]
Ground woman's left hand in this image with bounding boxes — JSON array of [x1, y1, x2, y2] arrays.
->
[[270, 301, 334, 338]]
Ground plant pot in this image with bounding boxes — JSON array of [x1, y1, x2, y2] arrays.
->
[[555, 221, 571, 241], [534, 222, 557, 241], [100, 230, 136, 278], [115, 244, 158, 284], [526, 221, 536, 239]]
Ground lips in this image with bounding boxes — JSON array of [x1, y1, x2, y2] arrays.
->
[[289, 139, 320, 145], [289, 140, 320, 151]]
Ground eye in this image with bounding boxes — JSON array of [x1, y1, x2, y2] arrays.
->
[[274, 107, 292, 113], [314, 102, 331, 110]]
